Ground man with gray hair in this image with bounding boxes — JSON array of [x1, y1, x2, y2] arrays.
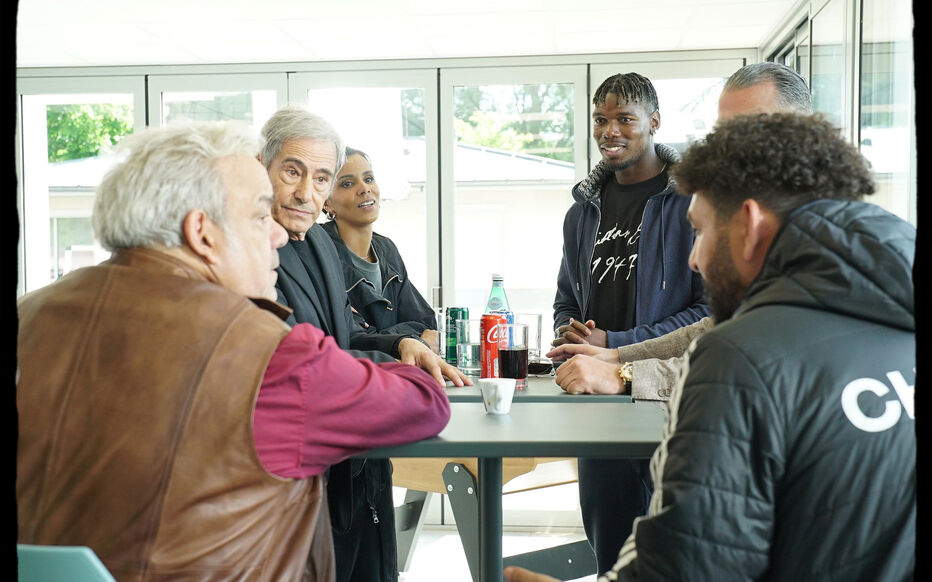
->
[[718, 60, 812, 116], [548, 61, 812, 400], [258, 104, 467, 582], [16, 120, 452, 580]]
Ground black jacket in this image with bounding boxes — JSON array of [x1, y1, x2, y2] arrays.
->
[[322, 220, 435, 336], [275, 223, 407, 362], [612, 200, 916, 581], [274, 223, 403, 582]]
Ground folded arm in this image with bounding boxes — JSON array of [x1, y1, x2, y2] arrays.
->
[[606, 301, 710, 348], [253, 323, 451, 479]]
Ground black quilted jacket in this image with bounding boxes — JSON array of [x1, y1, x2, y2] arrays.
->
[[610, 199, 916, 582]]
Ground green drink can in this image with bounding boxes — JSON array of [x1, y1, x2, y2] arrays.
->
[[445, 307, 469, 364]]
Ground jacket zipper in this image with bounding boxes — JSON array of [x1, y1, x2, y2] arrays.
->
[[580, 197, 600, 319], [370, 505, 380, 524], [346, 276, 397, 310], [381, 274, 399, 296]]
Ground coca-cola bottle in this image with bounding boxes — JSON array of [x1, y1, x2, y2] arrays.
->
[[485, 273, 511, 313]]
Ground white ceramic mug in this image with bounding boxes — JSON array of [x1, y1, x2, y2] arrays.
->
[[478, 378, 517, 415]]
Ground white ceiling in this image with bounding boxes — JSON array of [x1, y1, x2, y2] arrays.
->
[[16, 0, 799, 69]]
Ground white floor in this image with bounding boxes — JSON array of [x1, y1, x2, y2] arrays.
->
[[399, 525, 597, 582]]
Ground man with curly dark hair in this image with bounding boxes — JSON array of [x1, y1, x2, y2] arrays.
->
[[506, 112, 916, 581]]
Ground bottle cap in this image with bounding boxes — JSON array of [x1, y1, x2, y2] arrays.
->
[[491, 273, 504, 280]]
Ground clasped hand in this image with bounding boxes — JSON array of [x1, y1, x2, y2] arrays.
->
[[546, 342, 625, 395], [551, 318, 607, 348]]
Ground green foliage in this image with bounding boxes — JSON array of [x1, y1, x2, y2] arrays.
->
[[47, 104, 134, 162], [451, 83, 575, 163], [399, 84, 575, 161], [454, 112, 536, 152]]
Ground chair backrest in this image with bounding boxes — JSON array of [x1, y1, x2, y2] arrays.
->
[[17, 544, 116, 582]]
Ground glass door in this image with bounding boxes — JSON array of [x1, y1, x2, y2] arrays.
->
[[440, 65, 589, 343], [17, 76, 146, 295], [810, 0, 851, 136], [290, 69, 439, 304], [859, 0, 916, 224]]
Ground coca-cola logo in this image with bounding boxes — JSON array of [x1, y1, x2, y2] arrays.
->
[[486, 325, 500, 343]]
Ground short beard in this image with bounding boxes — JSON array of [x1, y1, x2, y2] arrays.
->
[[604, 144, 646, 173], [703, 227, 746, 324], [607, 156, 637, 172]]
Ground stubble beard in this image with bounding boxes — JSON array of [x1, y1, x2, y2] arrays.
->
[[703, 229, 747, 324]]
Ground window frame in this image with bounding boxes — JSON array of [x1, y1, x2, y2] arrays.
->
[[289, 69, 442, 305], [16, 75, 147, 296], [438, 64, 589, 308], [145, 72, 289, 128]]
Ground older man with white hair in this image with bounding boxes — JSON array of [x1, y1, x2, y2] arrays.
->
[[259, 104, 469, 582], [16, 120, 451, 581]]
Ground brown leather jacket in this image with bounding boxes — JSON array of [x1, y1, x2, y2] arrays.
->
[[17, 248, 334, 581]]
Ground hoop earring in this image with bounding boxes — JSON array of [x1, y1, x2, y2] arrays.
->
[[325, 210, 336, 220]]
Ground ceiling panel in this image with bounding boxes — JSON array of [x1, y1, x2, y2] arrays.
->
[[15, 0, 799, 68]]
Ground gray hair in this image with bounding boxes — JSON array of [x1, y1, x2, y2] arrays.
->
[[723, 62, 812, 113], [258, 104, 345, 174], [92, 121, 259, 251]]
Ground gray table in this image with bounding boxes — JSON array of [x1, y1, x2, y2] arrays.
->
[[446, 374, 633, 403], [365, 401, 664, 582]]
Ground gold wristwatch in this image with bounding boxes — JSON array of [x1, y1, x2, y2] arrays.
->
[[617, 361, 633, 393]]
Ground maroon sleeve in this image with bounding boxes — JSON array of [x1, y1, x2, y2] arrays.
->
[[252, 322, 451, 478]]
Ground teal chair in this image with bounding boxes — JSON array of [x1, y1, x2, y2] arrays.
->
[[17, 544, 116, 582]]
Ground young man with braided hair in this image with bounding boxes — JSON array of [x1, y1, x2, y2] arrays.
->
[[551, 72, 709, 574], [547, 62, 812, 400]]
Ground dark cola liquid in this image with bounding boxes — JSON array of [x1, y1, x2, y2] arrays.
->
[[499, 347, 528, 380]]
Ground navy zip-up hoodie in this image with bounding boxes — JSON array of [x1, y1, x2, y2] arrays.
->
[[553, 143, 709, 348]]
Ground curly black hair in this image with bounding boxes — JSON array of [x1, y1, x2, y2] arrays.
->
[[592, 72, 659, 112], [670, 112, 874, 221]]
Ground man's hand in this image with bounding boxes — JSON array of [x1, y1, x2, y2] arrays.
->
[[551, 318, 607, 348], [546, 342, 620, 363], [503, 566, 561, 582], [554, 354, 626, 395], [398, 338, 472, 387], [349, 306, 369, 329], [420, 329, 442, 355]]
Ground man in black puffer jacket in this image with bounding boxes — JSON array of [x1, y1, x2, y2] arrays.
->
[[506, 113, 915, 582]]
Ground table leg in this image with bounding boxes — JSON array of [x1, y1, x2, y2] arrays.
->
[[478, 457, 503, 582], [395, 489, 432, 572]]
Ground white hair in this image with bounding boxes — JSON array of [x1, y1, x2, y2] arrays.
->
[[92, 121, 259, 251], [258, 104, 345, 174]]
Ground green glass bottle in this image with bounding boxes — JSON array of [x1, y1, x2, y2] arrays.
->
[[485, 273, 511, 313]]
